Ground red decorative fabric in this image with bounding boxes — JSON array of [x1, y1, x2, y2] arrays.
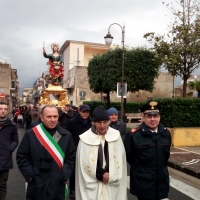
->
[[48, 60, 64, 79]]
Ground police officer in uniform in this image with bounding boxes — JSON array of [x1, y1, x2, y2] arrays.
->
[[124, 101, 171, 200]]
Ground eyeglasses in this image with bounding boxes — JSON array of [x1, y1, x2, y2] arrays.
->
[[95, 121, 108, 126]]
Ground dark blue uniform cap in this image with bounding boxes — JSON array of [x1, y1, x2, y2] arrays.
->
[[140, 101, 161, 114]]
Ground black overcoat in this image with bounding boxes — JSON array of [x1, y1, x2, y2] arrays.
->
[[109, 120, 127, 141], [124, 122, 171, 199], [66, 114, 92, 147], [0, 118, 18, 170], [16, 124, 75, 200]]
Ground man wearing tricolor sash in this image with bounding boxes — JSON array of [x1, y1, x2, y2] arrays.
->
[[75, 105, 127, 200], [17, 105, 75, 200]]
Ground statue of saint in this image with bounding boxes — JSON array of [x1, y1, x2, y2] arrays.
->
[[43, 43, 64, 86]]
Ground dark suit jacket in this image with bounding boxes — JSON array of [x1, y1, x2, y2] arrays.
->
[[66, 114, 92, 147]]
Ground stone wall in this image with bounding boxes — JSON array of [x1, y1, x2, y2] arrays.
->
[[68, 67, 174, 106], [0, 63, 11, 94]]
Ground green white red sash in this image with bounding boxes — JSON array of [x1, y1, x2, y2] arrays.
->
[[32, 123, 65, 169]]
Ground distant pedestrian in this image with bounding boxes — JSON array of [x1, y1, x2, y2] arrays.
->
[[71, 106, 78, 117], [12, 106, 18, 123], [0, 102, 18, 200], [124, 101, 171, 200], [19, 106, 26, 128], [30, 106, 39, 123], [29, 105, 44, 129], [107, 107, 127, 141], [25, 104, 34, 130], [58, 104, 75, 128]]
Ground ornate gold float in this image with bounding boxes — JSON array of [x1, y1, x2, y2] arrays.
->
[[39, 84, 69, 107], [39, 42, 69, 107]]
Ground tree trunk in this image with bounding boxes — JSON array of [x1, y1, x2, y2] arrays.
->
[[182, 75, 188, 97], [106, 91, 110, 108], [124, 98, 126, 116]]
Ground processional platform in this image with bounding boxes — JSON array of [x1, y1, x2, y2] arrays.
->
[[39, 85, 69, 107]]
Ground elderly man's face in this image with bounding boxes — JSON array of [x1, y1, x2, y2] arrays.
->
[[143, 112, 160, 131], [40, 107, 58, 129], [94, 120, 109, 135]]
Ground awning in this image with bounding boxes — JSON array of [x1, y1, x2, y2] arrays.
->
[[0, 93, 6, 98]]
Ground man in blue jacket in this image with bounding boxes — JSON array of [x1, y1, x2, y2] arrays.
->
[[0, 102, 18, 200], [124, 101, 171, 200]]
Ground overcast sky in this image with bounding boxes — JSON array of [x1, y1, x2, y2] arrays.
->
[[1, 0, 184, 95]]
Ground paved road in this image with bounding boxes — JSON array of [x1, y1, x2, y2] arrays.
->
[[6, 127, 200, 200]]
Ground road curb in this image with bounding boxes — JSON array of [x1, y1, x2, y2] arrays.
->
[[168, 161, 200, 179]]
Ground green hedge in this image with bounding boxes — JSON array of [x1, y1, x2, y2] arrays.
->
[[153, 98, 200, 127], [83, 101, 143, 113], [84, 99, 200, 127]]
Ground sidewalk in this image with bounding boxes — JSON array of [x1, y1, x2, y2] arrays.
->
[[168, 147, 200, 179]]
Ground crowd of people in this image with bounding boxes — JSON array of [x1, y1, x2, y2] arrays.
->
[[0, 101, 171, 200]]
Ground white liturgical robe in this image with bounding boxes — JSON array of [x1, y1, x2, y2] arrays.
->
[[75, 127, 127, 200]]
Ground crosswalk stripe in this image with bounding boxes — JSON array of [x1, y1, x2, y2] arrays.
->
[[170, 176, 200, 200], [176, 147, 200, 155]]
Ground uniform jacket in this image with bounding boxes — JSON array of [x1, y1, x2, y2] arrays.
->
[[109, 120, 127, 141], [0, 118, 18, 170], [124, 122, 171, 200], [16, 124, 75, 200], [66, 114, 92, 146]]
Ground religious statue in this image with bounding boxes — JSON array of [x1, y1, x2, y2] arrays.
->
[[43, 43, 64, 86]]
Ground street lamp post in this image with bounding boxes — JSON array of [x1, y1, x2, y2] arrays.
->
[[104, 23, 125, 121], [172, 75, 175, 98]]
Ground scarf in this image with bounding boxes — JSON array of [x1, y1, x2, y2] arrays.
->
[[0, 116, 7, 126], [91, 125, 109, 181]]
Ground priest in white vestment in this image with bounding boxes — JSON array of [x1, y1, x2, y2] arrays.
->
[[75, 105, 127, 200]]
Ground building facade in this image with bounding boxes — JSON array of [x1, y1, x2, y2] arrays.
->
[[0, 62, 19, 112], [32, 76, 45, 104], [59, 40, 109, 105], [22, 87, 33, 104], [59, 40, 174, 106]]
